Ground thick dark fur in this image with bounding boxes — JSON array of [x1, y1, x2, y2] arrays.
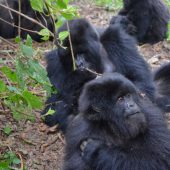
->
[[118, 0, 170, 44], [62, 73, 170, 170], [0, 0, 53, 42], [42, 19, 113, 128], [47, 19, 113, 91], [42, 69, 96, 129], [110, 15, 136, 36], [100, 23, 155, 100], [154, 62, 170, 112]]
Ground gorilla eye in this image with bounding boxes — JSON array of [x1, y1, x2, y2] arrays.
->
[[117, 96, 124, 102]]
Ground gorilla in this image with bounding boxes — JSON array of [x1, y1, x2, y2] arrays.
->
[[0, 0, 53, 42], [62, 73, 170, 170], [117, 0, 170, 44], [100, 22, 155, 100], [42, 19, 113, 129]]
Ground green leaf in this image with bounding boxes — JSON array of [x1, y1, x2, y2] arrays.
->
[[21, 44, 34, 57], [12, 111, 25, 121], [3, 126, 12, 135], [55, 18, 65, 29], [0, 161, 10, 170], [12, 158, 21, 165], [57, 0, 67, 9], [0, 80, 6, 92], [45, 108, 55, 116], [15, 36, 21, 43], [27, 60, 51, 85], [30, 0, 44, 12], [22, 90, 43, 109], [15, 60, 25, 88], [7, 86, 21, 95], [25, 35, 33, 46], [38, 28, 50, 41], [58, 31, 69, 41], [1, 66, 17, 83]]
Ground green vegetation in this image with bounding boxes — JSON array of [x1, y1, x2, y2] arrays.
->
[[30, 0, 79, 40], [0, 36, 50, 121], [0, 0, 79, 121], [0, 151, 23, 170], [164, 0, 170, 41]]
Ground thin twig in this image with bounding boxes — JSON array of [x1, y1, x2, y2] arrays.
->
[[0, 36, 17, 48], [85, 68, 102, 76], [0, 18, 39, 34], [4, 0, 14, 24], [16, 152, 24, 170], [66, 21, 76, 70]]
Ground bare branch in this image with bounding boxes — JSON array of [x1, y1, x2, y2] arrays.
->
[[0, 17, 39, 34], [0, 3, 54, 37]]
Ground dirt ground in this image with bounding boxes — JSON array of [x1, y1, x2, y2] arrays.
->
[[0, 1, 170, 170]]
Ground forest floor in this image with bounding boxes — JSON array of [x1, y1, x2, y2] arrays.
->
[[0, 1, 170, 170]]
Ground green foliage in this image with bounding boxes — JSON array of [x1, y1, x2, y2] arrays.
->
[[3, 125, 12, 135], [0, 35, 51, 121], [95, 0, 123, 11], [0, 151, 21, 170], [167, 22, 170, 41], [164, 0, 170, 8], [30, 0, 79, 41], [41, 108, 55, 120], [164, 0, 170, 41]]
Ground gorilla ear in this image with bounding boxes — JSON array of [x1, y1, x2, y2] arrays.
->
[[88, 105, 102, 121]]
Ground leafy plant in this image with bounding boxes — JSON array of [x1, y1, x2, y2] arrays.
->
[[0, 151, 22, 170], [0, 35, 51, 121], [3, 125, 12, 135], [30, 0, 79, 40], [0, 0, 79, 121]]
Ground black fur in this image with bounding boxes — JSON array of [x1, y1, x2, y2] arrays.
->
[[154, 62, 170, 112], [100, 23, 155, 100], [110, 15, 136, 36], [118, 0, 170, 44], [42, 19, 113, 128], [0, 0, 53, 42], [62, 73, 170, 170]]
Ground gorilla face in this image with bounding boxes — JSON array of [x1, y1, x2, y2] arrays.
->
[[56, 19, 114, 73], [79, 73, 148, 139]]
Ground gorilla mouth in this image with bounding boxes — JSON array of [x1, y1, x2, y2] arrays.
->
[[76, 54, 88, 69], [126, 112, 141, 118]]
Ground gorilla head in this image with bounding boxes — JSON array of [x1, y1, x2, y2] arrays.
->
[[56, 19, 113, 73], [79, 73, 147, 139]]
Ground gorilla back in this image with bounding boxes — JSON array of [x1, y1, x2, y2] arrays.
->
[[119, 0, 170, 44], [62, 73, 170, 170], [0, 0, 53, 42]]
